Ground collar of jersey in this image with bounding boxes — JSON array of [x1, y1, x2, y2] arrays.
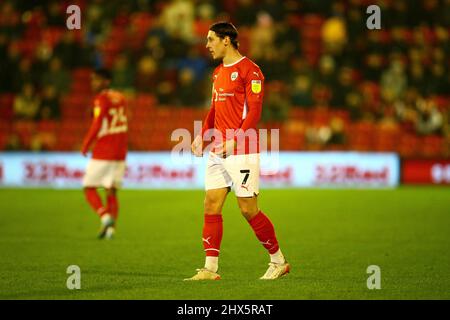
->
[[223, 56, 246, 67]]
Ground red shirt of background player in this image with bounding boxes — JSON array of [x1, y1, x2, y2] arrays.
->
[[201, 56, 264, 155], [81, 90, 128, 160]]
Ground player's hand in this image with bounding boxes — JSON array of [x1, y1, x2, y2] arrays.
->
[[191, 135, 203, 157], [81, 148, 88, 157], [214, 139, 236, 158]]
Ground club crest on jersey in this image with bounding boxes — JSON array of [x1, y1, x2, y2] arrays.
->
[[231, 71, 238, 81], [251, 80, 262, 93]]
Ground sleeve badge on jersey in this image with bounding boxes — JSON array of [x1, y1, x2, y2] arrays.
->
[[251, 80, 262, 94], [93, 106, 101, 118]]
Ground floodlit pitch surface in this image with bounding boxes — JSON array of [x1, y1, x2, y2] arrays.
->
[[0, 188, 449, 299]]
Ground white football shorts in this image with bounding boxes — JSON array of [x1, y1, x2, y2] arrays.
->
[[205, 152, 260, 197], [82, 159, 126, 189]]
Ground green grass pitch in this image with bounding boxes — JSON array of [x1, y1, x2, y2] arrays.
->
[[0, 187, 449, 299]]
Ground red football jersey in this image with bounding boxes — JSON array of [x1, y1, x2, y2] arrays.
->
[[202, 56, 264, 155], [81, 90, 128, 160]]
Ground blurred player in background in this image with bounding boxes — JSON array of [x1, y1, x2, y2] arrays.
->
[[81, 69, 128, 239], [186, 22, 290, 280]]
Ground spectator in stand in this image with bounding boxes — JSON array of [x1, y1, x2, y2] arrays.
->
[[0, 32, 10, 92], [12, 58, 38, 93], [45, 1, 65, 26], [176, 67, 202, 107], [111, 54, 135, 93], [85, 0, 108, 41], [414, 98, 444, 136], [261, 82, 289, 123], [156, 81, 176, 106], [380, 56, 407, 104], [0, 1, 21, 37], [135, 55, 158, 93], [331, 67, 355, 108], [33, 40, 53, 77], [13, 83, 40, 120], [315, 55, 338, 88], [39, 84, 61, 120], [235, 0, 257, 27], [177, 46, 208, 82], [394, 87, 421, 133], [326, 116, 347, 148], [426, 63, 448, 96], [5, 133, 23, 151], [54, 31, 82, 68], [259, 0, 286, 22], [161, 0, 195, 43], [142, 35, 165, 62], [291, 75, 313, 108], [249, 12, 276, 62], [321, 15, 347, 55], [346, 91, 363, 121], [409, 63, 427, 95], [41, 57, 71, 94], [30, 130, 56, 151]]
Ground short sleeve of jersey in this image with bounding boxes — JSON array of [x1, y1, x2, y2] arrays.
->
[[244, 63, 264, 104], [93, 95, 108, 120], [211, 66, 221, 103]]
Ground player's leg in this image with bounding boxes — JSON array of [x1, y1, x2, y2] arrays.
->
[[203, 187, 229, 269], [104, 187, 118, 239], [185, 153, 231, 280], [83, 159, 115, 239], [228, 153, 289, 279], [185, 187, 229, 281], [83, 187, 107, 216], [82, 159, 108, 217], [237, 195, 290, 279], [101, 161, 126, 239]]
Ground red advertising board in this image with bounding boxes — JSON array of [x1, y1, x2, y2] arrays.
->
[[402, 160, 450, 184]]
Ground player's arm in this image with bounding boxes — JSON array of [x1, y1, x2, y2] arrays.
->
[[240, 68, 264, 132], [215, 68, 264, 157], [81, 101, 106, 156], [192, 102, 215, 157], [192, 74, 217, 156]]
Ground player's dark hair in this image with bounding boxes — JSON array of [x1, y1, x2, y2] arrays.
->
[[94, 68, 112, 81], [209, 22, 239, 49]]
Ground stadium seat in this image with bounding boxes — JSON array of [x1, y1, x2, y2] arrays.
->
[[374, 126, 400, 152], [397, 133, 420, 158], [348, 121, 376, 151], [421, 136, 444, 158], [0, 94, 15, 121]]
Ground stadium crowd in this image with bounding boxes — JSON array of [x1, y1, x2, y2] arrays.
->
[[0, 0, 448, 157]]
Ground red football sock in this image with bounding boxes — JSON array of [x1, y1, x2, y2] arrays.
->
[[84, 188, 106, 217], [203, 214, 223, 257], [248, 211, 280, 254], [107, 194, 118, 221]]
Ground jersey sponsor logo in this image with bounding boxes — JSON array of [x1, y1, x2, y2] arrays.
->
[[231, 71, 238, 81], [251, 80, 262, 93]]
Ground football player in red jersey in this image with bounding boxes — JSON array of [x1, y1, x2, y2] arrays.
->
[[81, 69, 128, 239], [185, 22, 290, 280]]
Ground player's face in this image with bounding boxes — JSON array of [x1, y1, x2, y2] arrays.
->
[[206, 31, 226, 60], [91, 73, 108, 93]]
